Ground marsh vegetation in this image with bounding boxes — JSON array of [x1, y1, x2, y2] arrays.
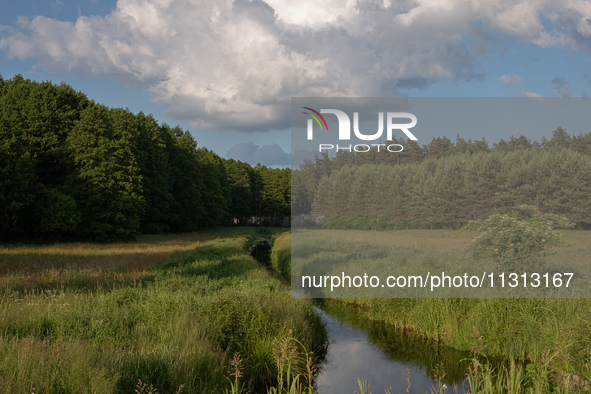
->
[[0, 228, 326, 393], [286, 229, 591, 393]]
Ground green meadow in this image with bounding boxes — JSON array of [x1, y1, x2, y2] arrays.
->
[[288, 228, 591, 390], [2, 227, 591, 393], [292, 228, 591, 297], [0, 228, 326, 393]]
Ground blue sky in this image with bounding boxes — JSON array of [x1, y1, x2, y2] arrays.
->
[[1, 0, 590, 167]]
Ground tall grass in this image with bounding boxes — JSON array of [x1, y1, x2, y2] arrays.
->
[[289, 229, 591, 387], [270, 231, 291, 283], [0, 229, 236, 294], [0, 228, 325, 393]]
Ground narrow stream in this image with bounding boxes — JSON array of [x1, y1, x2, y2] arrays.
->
[[315, 308, 435, 394], [313, 305, 472, 394], [252, 239, 474, 394]]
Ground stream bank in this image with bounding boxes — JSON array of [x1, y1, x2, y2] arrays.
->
[[312, 301, 471, 393], [250, 231, 476, 393]]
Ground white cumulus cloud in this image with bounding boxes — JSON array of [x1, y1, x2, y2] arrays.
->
[[521, 90, 543, 98], [1, 0, 590, 131], [498, 74, 522, 85]]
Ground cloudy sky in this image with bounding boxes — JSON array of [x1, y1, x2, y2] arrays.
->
[[1, 0, 590, 167]]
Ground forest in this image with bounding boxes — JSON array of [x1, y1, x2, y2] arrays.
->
[[3, 73, 591, 241], [0, 75, 290, 242], [292, 128, 591, 230]]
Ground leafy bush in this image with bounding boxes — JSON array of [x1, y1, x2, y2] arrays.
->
[[465, 205, 573, 271]]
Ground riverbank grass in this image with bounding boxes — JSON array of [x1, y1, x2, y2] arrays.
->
[[285, 229, 591, 388], [0, 228, 325, 393]]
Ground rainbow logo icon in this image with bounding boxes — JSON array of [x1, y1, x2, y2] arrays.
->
[[302, 107, 328, 131]]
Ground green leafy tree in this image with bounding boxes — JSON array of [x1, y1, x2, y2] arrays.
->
[[0, 75, 88, 241], [292, 158, 322, 215], [162, 125, 204, 231], [67, 104, 144, 241], [256, 165, 290, 225], [196, 147, 230, 227], [0, 75, 88, 188], [35, 187, 81, 239], [291, 169, 308, 216], [0, 122, 38, 240], [136, 113, 175, 233], [224, 159, 255, 225]]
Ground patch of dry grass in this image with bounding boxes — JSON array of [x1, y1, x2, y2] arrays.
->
[[0, 230, 231, 293]]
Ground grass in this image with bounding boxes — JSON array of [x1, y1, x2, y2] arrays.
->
[[286, 229, 591, 390], [4, 226, 590, 393], [0, 227, 327, 393], [0, 230, 232, 295], [270, 231, 291, 283]]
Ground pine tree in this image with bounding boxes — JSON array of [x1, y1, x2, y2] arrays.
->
[[424, 136, 453, 159], [544, 149, 591, 226], [401, 138, 425, 164], [423, 155, 468, 228], [454, 135, 470, 154], [471, 137, 490, 154], [548, 127, 571, 149], [494, 139, 511, 152], [571, 132, 591, 156]]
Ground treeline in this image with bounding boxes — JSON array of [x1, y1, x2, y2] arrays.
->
[[293, 129, 591, 229], [0, 75, 289, 242]]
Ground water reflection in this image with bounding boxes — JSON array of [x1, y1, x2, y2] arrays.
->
[[315, 303, 472, 394]]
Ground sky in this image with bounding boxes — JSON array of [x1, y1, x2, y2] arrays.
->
[[1, 0, 591, 168]]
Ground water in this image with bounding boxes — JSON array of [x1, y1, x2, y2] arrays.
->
[[313, 305, 472, 394], [285, 271, 475, 394], [315, 309, 435, 394]]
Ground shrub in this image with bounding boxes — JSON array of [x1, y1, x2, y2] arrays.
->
[[465, 205, 573, 271]]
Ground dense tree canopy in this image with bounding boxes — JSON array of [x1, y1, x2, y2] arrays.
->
[[295, 129, 591, 230], [4, 75, 589, 240], [0, 75, 290, 242]]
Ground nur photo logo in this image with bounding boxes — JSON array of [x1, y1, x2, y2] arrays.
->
[[303, 107, 418, 153]]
